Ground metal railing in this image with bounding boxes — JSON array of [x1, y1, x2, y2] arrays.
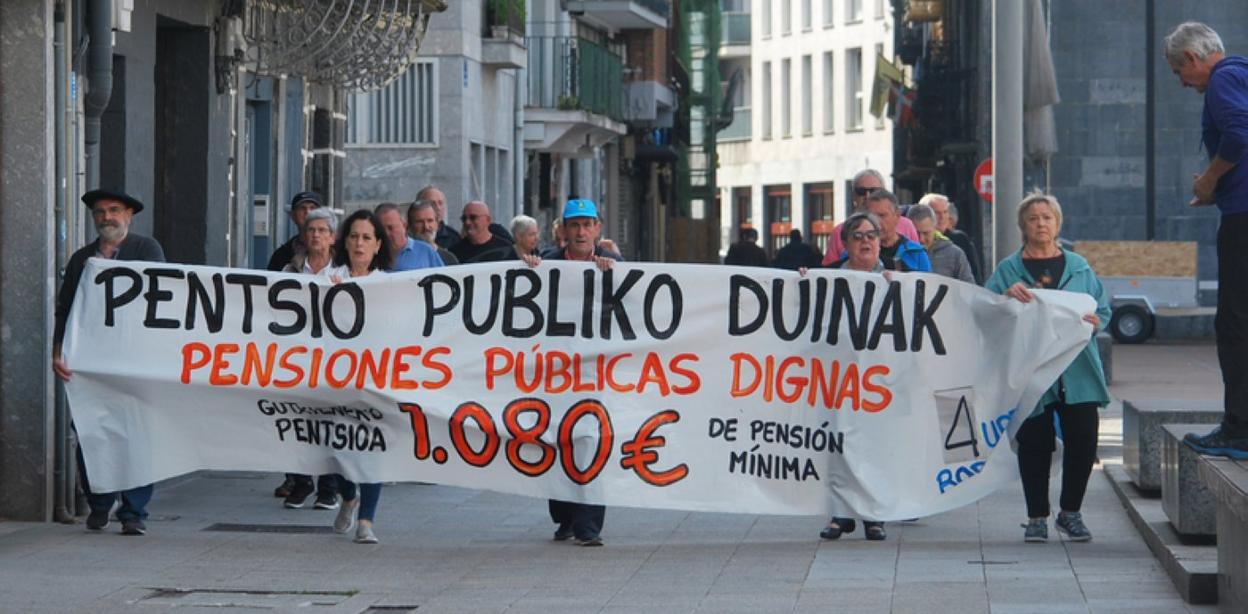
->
[[527, 36, 624, 122], [718, 107, 751, 141], [722, 12, 751, 45]]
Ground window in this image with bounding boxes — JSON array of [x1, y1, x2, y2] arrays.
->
[[762, 61, 773, 139], [875, 44, 886, 129], [846, 48, 862, 130], [805, 182, 836, 255], [733, 187, 753, 230], [346, 60, 437, 145], [765, 185, 793, 256], [781, 58, 791, 137], [762, 0, 772, 37], [846, 0, 862, 23], [802, 0, 812, 31], [875, 0, 886, 19], [782, 0, 791, 35], [822, 51, 834, 132], [801, 55, 812, 136], [823, 0, 834, 27]]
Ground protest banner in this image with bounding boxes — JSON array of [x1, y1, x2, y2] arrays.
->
[[63, 259, 1094, 520]]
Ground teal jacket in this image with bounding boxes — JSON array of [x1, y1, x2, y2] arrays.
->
[[986, 249, 1112, 413]]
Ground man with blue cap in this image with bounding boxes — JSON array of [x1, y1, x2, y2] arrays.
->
[[538, 197, 620, 546]]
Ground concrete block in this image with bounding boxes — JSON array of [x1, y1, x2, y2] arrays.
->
[[1161, 425, 1217, 537], [1122, 399, 1223, 492], [1195, 456, 1248, 614], [1096, 333, 1112, 383]]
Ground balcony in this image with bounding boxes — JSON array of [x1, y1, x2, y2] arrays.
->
[[720, 11, 750, 58], [624, 80, 677, 127], [482, 0, 526, 68], [564, 0, 670, 31], [525, 36, 627, 153], [718, 107, 751, 141]]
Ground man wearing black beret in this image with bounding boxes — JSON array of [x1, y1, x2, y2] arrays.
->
[[52, 189, 165, 536]]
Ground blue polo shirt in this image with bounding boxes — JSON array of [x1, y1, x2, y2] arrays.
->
[[391, 237, 444, 271]]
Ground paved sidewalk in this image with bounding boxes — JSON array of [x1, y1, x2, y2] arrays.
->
[[0, 343, 1223, 613]]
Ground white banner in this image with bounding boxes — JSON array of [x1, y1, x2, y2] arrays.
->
[[64, 259, 1094, 520]]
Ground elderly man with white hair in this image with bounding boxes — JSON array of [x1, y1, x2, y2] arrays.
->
[[1164, 21, 1248, 459], [919, 193, 982, 283]]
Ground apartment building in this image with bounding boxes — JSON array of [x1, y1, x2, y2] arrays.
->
[[717, 0, 894, 259]]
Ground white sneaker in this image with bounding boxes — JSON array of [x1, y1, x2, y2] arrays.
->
[[355, 521, 378, 544], [333, 499, 358, 534]]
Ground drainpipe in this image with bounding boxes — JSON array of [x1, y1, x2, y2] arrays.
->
[[53, 0, 75, 524], [84, 0, 113, 190], [515, 67, 525, 217]]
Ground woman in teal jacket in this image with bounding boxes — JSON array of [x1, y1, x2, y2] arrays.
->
[[986, 193, 1111, 544]]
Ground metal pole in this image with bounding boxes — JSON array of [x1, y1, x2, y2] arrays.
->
[[992, 0, 1024, 264]]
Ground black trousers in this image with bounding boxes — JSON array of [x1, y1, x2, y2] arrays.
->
[[1216, 213, 1248, 438], [549, 499, 605, 539], [1016, 402, 1099, 518]]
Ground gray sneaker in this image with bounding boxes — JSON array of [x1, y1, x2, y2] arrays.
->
[[1021, 519, 1048, 543], [1055, 512, 1092, 542]]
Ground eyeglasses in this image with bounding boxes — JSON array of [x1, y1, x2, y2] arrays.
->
[[853, 186, 880, 197], [848, 230, 880, 241], [461, 214, 482, 222]]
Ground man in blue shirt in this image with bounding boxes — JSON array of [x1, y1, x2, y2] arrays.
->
[[375, 202, 444, 272], [1166, 22, 1248, 459]]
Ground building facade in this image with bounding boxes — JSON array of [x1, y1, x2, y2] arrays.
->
[[717, 0, 895, 259], [342, 0, 526, 220], [0, 0, 435, 521]]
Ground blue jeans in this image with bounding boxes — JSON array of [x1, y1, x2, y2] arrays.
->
[[77, 444, 152, 521], [337, 477, 381, 521]]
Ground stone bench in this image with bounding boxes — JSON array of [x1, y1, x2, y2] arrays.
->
[[1161, 425, 1217, 537], [1196, 454, 1248, 613], [1123, 399, 1222, 493]]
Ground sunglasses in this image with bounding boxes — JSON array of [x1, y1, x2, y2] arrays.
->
[[849, 230, 880, 241], [853, 186, 880, 197], [461, 214, 482, 222]]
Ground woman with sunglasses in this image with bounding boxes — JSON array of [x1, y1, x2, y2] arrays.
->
[[819, 211, 889, 541]]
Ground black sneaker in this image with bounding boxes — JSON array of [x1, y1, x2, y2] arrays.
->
[[313, 493, 340, 510], [283, 484, 315, 509], [121, 519, 147, 536], [85, 508, 110, 531], [1022, 519, 1048, 543], [274, 476, 297, 498], [576, 536, 604, 547], [553, 523, 574, 542], [863, 521, 887, 541], [1183, 427, 1248, 460]]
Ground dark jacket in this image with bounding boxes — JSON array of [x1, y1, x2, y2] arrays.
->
[[266, 235, 301, 272], [435, 222, 461, 250], [724, 240, 770, 267], [1204, 56, 1248, 215], [944, 228, 982, 283], [449, 234, 515, 264], [55, 233, 165, 347], [772, 240, 823, 271]]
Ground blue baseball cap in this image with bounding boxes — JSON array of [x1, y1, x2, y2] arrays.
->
[[562, 198, 599, 221]]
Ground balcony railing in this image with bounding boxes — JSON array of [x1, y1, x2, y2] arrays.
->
[[722, 12, 751, 45], [718, 107, 751, 141], [527, 36, 624, 122]]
